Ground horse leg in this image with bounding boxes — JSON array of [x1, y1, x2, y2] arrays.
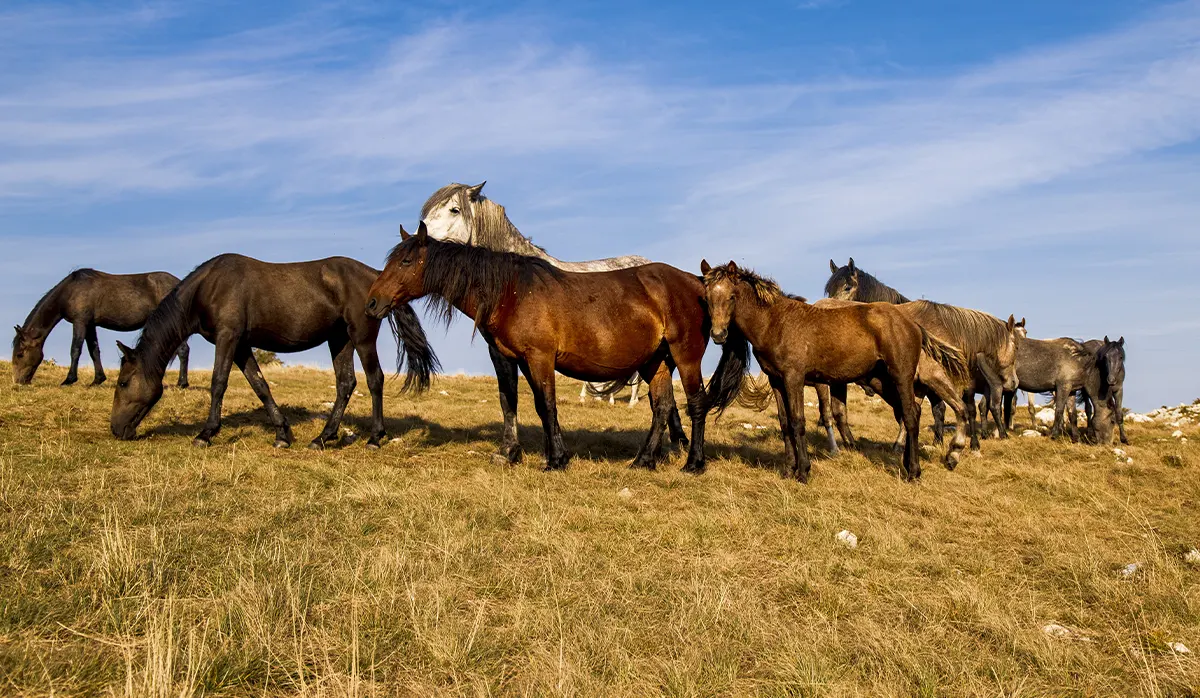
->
[[919, 368, 968, 469], [63, 321, 85, 385], [929, 398, 946, 445], [84, 324, 105, 385], [881, 378, 921, 481], [630, 362, 672, 469], [194, 335, 238, 446], [579, 382, 588, 403], [489, 343, 522, 465], [311, 337, 355, 449], [661, 362, 688, 449], [1002, 390, 1015, 432], [963, 390, 980, 452], [520, 353, 570, 470], [1026, 392, 1037, 427], [234, 344, 293, 448], [814, 383, 838, 455], [175, 341, 190, 388], [355, 340, 388, 448], [1050, 385, 1068, 440], [675, 358, 710, 475], [784, 375, 812, 483], [765, 374, 794, 478], [1115, 388, 1128, 445], [629, 377, 641, 406], [830, 383, 855, 450]]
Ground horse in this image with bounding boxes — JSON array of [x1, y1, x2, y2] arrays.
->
[[111, 255, 437, 449], [824, 258, 1020, 450], [365, 223, 749, 473], [999, 336, 1112, 442], [418, 181, 654, 410], [702, 261, 968, 482], [1053, 337, 1124, 444], [12, 269, 189, 387]]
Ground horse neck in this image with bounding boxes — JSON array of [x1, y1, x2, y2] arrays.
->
[[138, 276, 200, 378], [21, 282, 68, 340], [731, 291, 779, 347], [473, 201, 647, 271]]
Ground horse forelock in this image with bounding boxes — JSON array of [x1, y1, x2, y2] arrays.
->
[[420, 183, 472, 221], [705, 266, 784, 306]]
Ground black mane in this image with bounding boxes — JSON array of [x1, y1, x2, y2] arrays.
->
[[824, 263, 910, 304], [131, 263, 205, 378], [387, 237, 563, 327]]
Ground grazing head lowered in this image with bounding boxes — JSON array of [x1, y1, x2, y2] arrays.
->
[[1097, 335, 1126, 390], [700, 259, 783, 345], [11, 326, 43, 385], [111, 341, 162, 440]]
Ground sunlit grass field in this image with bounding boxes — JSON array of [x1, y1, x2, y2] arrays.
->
[[1, 360, 1197, 696]]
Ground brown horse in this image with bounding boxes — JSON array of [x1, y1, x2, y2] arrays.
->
[[702, 261, 967, 482], [365, 223, 749, 473], [12, 269, 189, 387]]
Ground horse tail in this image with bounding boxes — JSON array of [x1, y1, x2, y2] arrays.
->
[[585, 374, 639, 398], [920, 329, 969, 383], [735, 374, 774, 411], [706, 326, 751, 416], [387, 302, 440, 393]]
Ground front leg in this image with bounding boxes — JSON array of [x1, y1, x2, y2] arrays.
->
[[85, 324, 106, 385], [1114, 389, 1128, 445], [830, 382, 856, 450], [784, 374, 812, 483], [814, 383, 838, 455], [310, 338, 355, 449], [356, 342, 388, 448], [489, 342, 523, 465], [519, 353, 570, 470], [175, 341, 190, 388], [63, 321, 85, 385], [194, 335, 238, 446]]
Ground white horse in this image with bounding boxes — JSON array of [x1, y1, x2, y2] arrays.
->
[[419, 182, 646, 406]]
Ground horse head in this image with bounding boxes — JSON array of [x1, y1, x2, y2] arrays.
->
[[419, 182, 486, 244]]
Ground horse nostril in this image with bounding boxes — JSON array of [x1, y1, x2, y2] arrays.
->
[[367, 297, 377, 311]]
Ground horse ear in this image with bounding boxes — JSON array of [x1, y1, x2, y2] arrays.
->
[[829, 259, 838, 274], [1104, 335, 1110, 344], [467, 181, 486, 200], [399, 224, 411, 241], [116, 341, 135, 360], [1118, 336, 1125, 346], [416, 220, 429, 244], [847, 257, 856, 272], [1006, 315, 1016, 332], [700, 259, 711, 275], [13, 325, 22, 338], [726, 260, 737, 272], [1017, 317, 1026, 328]]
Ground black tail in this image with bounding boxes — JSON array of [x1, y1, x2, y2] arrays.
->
[[388, 302, 440, 393], [584, 374, 640, 398], [706, 326, 751, 417]]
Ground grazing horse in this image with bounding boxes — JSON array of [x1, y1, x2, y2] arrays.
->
[[12, 270, 189, 387], [365, 224, 749, 473], [418, 181, 652, 410], [1000, 336, 1112, 442], [1056, 337, 1124, 444], [824, 258, 1020, 450], [111, 255, 436, 448], [702, 261, 967, 482]]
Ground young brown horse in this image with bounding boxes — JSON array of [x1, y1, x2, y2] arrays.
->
[[702, 261, 966, 482], [365, 223, 749, 473], [112, 255, 436, 448], [12, 269, 189, 387]]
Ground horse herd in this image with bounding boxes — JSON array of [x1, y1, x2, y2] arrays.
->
[[10, 182, 1128, 483]]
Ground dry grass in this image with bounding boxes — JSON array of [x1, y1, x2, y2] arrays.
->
[[0, 360, 1197, 696]]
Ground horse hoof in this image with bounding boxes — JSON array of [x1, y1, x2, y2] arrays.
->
[[90, 378, 106, 386], [543, 462, 568, 472], [628, 459, 657, 470], [192, 438, 210, 448], [61, 378, 77, 386], [681, 463, 706, 475], [945, 453, 960, 471], [177, 382, 190, 390], [307, 440, 324, 451], [365, 441, 381, 450]]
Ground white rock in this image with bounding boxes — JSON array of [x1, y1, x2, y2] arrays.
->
[[1113, 448, 1126, 457], [617, 487, 633, 500], [741, 423, 755, 430], [1169, 642, 1190, 654], [1182, 437, 1190, 444], [438, 390, 449, 396], [1022, 430, 1041, 438], [1128, 413, 1154, 423], [1184, 548, 1200, 565], [1042, 624, 1073, 639], [1035, 408, 1056, 426], [1126, 458, 1134, 464], [1119, 562, 1142, 578], [1172, 430, 1184, 438], [835, 530, 858, 549], [321, 402, 335, 409]]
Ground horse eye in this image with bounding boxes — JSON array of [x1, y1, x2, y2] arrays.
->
[[449, 207, 461, 215], [401, 257, 413, 266]]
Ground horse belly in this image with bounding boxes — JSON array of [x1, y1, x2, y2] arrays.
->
[[553, 304, 662, 380]]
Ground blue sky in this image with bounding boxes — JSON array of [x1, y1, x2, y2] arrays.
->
[[2, 0, 1198, 410]]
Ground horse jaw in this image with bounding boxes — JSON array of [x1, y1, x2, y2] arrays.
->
[[421, 195, 473, 244]]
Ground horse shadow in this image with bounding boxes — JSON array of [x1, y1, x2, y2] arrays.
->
[[144, 405, 323, 441], [722, 426, 910, 477]]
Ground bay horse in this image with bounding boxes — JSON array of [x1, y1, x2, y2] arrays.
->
[[111, 255, 436, 448], [419, 181, 654, 410], [702, 261, 968, 482], [365, 223, 749, 473], [12, 269, 189, 387], [824, 258, 1020, 450]]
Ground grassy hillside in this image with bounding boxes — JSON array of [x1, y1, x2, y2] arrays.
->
[[1, 361, 1197, 696]]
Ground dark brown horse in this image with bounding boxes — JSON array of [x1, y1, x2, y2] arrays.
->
[[112, 255, 436, 448], [12, 269, 189, 387], [825, 258, 1020, 450], [365, 223, 749, 473], [702, 261, 967, 482]]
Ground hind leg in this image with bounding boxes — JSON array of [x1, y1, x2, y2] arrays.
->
[[629, 377, 641, 406], [489, 342, 523, 464], [356, 340, 388, 448], [235, 345, 293, 448], [881, 377, 921, 480], [1114, 388, 1128, 444], [830, 383, 855, 450], [63, 321, 85, 385], [964, 389, 981, 452], [783, 374, 813, 483], [674, 356, 710, 475], [814, 384, 839, 455], [175, 341, 190, 388], [311, 337, 355, 449], [519, 352, 570, 470], [85, 324, 106, 385], [630, 361, 673, 469], [929, 398, 946, 445]]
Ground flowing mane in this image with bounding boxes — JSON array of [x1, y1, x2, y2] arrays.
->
[[824, 264, 910, 303], [129, 265, 204, 378], [903, 300, 1009, 358], [703, 264, 786, 306], [420, 183, 549, 257], [387, 237, 563, 327]]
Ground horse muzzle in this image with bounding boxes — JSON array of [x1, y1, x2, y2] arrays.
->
[[111, 423, 138, 441], [364, 295, 391, 320], [711, 329, 728, 345]]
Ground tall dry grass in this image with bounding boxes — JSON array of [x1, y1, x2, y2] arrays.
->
[[0, 360, 1196, 696]]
